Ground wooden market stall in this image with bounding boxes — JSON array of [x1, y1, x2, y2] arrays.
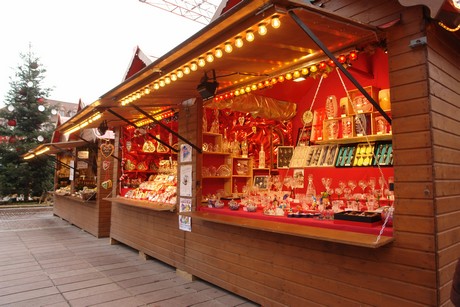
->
[[53, 0, 460, 305]]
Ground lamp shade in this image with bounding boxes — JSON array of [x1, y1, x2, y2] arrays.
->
[[197, 81, 219, 101]]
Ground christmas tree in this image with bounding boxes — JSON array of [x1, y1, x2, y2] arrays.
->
[[0, 45, 54, 200]]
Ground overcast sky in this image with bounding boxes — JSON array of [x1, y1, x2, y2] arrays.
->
[[0, 0, 206, 107]]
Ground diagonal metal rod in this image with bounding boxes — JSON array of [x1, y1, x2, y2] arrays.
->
[[288, 9, 392, 125], [131, 103, 202, 153], [107, 108, 179, 153]]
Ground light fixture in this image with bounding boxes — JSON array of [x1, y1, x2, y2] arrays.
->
[[183, 66, 191, 74], [235, 36, 244, 48], [271, 15, 281, 28], [24, 153, 35, 160], [197, 70, 219, 101], [176, 69, 184, 78], [245, 30, 255, 42], [258, 23, 268, 35], [301, 67, 309, 75], [338, 54, 347, 63], [285, 72, 293, 80], [144, 87, 150, 94], [190, 62, 198, 71], [224, 42, 233, 53], [159, 80, 166, 87], [349, 50, 358, 61], [214, 48, 223, 58], [153, 82, 160, 90], [198, 57, 206, 67], [170, 73, 177, 81], [205, 53, 214, 62], [97, 120, 109, 135], [165, 76, 171, 84]]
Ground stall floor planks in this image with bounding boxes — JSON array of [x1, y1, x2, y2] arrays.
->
[[0, 207, 258, 307]]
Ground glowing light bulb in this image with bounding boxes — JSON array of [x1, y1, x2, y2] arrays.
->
[[170, 73, 177, 81], [153, 82, 160, 90], [258, 23, 268, 35], [176, 70, 184, 78], [271, 15, 281, 28], [235, 36, 244, 48], [224, 42, 233, 53], [349, 50, 358, 61], [301, 67, 309, 75], [246, 30, 255, 42], [165, 77, 171, 84], [144, 87, 150, 94], [183, 66, 191, 74], [198, 57, 206, 67], [285, 73, 293, 80], [338, 55, 347, 63], [190, 62, 198, 71], [214, 48, 223, 58], [159, 80, 165, 87], [206, 53, 214, 62]]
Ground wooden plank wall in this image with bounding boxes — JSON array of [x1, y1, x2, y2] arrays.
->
[[182, 1, 449, 306], [53, 195, 100, 237], [426, 22, 460, 305], [110, 203, 186, 269]]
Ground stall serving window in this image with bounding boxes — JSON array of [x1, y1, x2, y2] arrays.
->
[[194, 48, 394, 248], [115, 114, 179, 211]]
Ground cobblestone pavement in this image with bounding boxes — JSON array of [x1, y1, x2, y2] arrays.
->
[[0, 207, 69, 232], [0, 206, 258, 307]]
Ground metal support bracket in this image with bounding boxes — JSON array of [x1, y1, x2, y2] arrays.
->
[[107, 108, 179, 153], [130, 103, 202, 153]]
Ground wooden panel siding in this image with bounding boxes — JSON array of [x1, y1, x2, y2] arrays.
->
[[53, 195, 100, 237], [427, 12, 460, 305], [110, 202, 186, 269]]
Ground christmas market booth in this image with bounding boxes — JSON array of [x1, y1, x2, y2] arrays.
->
[[25, 111, 115, 238], [54, 0, 460, 305]]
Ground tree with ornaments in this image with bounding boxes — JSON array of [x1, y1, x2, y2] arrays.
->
[[0, 45, 54, 201]]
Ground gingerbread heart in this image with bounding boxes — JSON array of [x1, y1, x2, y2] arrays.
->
[[100, 143, 114, 158], [102, 160, 111, 171]]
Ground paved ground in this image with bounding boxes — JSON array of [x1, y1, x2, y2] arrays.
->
[[0, 206, 258, 307]]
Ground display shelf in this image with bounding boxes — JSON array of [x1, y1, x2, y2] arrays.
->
[[105, 197, 176, 212], [180, 211, 393, 248], [315, 133, 392, 145]]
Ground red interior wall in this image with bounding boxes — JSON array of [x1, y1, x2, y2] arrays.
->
[[259, 49, 393, 194]]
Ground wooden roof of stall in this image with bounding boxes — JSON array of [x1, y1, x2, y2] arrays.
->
[[56, 0, 382, 133]]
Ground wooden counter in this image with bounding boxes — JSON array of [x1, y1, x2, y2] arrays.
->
[[108, 197, 185, 270], [54, 194, 111, 238], [180, 211, 393, 248], [104, 197, 176, 212]]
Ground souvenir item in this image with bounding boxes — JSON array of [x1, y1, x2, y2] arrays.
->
[[325, 95, 338, 118], [142, 140, 156, 152]]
